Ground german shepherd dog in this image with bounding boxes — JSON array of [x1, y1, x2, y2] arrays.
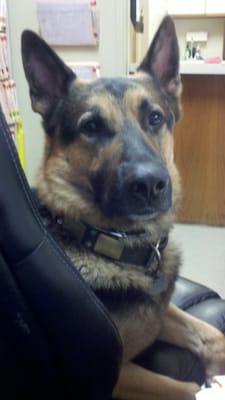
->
[[22, 16, 225, 400]]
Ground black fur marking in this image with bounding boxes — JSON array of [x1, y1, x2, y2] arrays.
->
[[166, 111, 175, 131], [121, 119, 159, 164], [57, 86, 89, 144], [94, 287, 152, 312]]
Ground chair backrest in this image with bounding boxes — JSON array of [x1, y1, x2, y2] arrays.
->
[[0, 107, 122, 399]]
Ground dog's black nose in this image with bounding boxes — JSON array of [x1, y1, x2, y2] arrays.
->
[[126, 163, 171, 208], [130, 174, 167, 202], [95, 161, 172, 219]]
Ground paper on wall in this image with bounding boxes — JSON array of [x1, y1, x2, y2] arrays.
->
[[36, 0, 99, 46], [67, 61, 100, 79]]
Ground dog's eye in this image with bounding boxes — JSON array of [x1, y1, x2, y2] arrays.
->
[[82, 119, 99, 134], [148, 110, 164, 127]]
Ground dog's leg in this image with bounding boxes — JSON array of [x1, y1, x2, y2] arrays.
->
[[112, 362, 200, 400], [159, 303, 225, 382]]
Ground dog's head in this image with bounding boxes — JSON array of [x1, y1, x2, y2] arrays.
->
[[22, 16, 181, 236]]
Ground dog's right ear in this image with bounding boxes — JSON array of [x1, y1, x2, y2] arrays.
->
[[137, 16, 181, 121], [21, 30, 75, 117]]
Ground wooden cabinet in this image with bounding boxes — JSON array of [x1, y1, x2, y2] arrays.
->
[[167, 0, 205, 16], [206, 0, 225, 15], [174, 75, 225, 226]]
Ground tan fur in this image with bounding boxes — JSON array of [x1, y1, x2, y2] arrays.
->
[[159, 304, 225, 381], [123, 86, 152, 117], [88, 91, 123, 130], [62, 239, 179, 362]]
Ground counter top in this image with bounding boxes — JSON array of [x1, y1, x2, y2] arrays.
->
[[129, 61, 225, 75], [180, 61, 225, 75]]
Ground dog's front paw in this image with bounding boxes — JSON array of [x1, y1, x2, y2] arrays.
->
[[201, 326, 225, 381], [174, 381, 200, 400]]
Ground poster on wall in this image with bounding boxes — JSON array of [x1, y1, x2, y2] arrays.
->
[[36, 0, 99, 46], [67, 61, 100, 79]]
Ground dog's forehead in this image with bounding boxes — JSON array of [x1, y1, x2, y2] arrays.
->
[[74, 75, 163, 114], [88, 77, 145, 98]]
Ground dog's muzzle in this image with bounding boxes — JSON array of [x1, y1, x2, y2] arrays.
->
[[99, 161, 172, 219]]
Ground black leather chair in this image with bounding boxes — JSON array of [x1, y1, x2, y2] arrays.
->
[[0, 108, 122, 399], [0, 107, 225, 399]]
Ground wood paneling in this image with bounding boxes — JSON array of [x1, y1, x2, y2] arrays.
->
[[130, 23, 137, 64], [174, 75, 225, 226]]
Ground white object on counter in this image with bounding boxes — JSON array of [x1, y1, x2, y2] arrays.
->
[[196, 376, 225, 400]]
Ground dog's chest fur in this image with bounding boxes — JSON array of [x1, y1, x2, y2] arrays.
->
[[111, 301, 164, 361], [54, 234, 180, 362]]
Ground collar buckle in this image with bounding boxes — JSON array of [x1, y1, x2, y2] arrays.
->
[[146, 240, 162, 271]]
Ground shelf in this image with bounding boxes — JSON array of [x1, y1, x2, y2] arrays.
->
[[129, 62, 225, 76], [180, 61, 225, 75], [170, 14, 225, 19]]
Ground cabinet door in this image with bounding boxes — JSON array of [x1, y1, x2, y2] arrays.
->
[[206, 0, 225, 15], [167, 0, 205, 15], [174, 75, 225, 226]]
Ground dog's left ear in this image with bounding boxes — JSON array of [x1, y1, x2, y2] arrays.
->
[[138, 16, 181, 120]]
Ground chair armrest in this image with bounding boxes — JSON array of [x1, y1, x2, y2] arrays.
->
[[172, 276, 220, 310], [172, 277, 225, 333]]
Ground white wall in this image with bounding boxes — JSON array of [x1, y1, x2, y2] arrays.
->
[[7, 0, 128, 185], [172, 224, 225, 299], [8, 0, 43, 186], [134, 0, 167, 61]]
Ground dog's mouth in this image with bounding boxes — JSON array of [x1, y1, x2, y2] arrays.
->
[[98, 192, 172, 223], [128, 210, 160, 221]]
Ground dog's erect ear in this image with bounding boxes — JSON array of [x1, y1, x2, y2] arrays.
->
[[22, 30, 75, 117], [138, 16, 181, 118]]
